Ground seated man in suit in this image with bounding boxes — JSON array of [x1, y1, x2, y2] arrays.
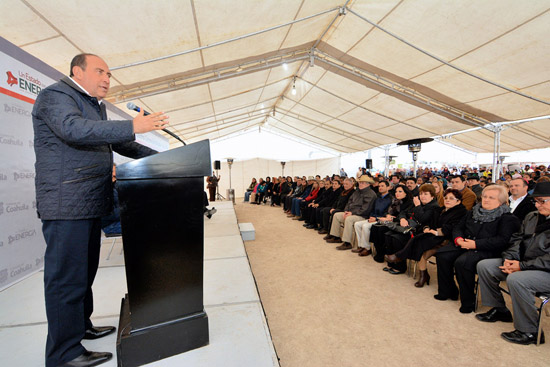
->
[[509, 177, 537, 221], [476, 182, 550, 345]]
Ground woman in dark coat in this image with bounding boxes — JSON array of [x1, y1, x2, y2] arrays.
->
[[371, 185, 413, 263], [435, 185, 521, 313], [385, 188, 467, 287], [383, 184, 441, 274]]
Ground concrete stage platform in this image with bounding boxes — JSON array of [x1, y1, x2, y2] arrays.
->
[[0, 201, 279, 367]]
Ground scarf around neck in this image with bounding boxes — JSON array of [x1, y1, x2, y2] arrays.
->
[[472, 203, 510, 223]]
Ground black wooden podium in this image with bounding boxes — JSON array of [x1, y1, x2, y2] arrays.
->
[[115, 139, 211, 366]]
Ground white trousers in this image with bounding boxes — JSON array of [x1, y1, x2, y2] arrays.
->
[[354, 220, 375, 250]]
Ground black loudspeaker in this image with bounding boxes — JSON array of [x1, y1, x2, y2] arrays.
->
[[214, 160, 221, 170], [366, 159, 373, 169]]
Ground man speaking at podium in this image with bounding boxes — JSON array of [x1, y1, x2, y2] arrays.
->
[[33, 53, 169, 367]]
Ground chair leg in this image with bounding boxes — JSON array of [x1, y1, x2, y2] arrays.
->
[[106, 237, 116, 261], [537, 296, 549, 346]]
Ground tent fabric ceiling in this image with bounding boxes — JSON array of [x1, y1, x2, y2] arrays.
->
[[2, 0, 549, 153]]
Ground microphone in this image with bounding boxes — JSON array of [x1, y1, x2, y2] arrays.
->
[[126, 102, 186, 145]]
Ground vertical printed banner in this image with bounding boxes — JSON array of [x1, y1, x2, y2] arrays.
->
[[0, 39, 168, 291], [0, 50, 56, 290]]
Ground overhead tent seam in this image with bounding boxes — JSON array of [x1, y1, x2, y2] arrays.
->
[[296, 77, 444, 138], [272, 104, 378, 147], [346, 6, 550, 106], [314, 51, 490, 128], [109, 6, 342, 71], [269, 115, 354, 152], [170, 96, 280, 130], [162, 78, 290, 116]]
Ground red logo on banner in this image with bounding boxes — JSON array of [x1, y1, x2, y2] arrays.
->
[[6, 71, 18, 86]]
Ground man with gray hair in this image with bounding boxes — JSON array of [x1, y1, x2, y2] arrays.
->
[[476, 182, 550, 345], [326, 176, 377, 250]]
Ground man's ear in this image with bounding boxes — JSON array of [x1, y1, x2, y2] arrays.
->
[[72, 65, 83, 80]]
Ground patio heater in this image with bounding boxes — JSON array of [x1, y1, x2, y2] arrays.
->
[[397, 138, 433, 178], [226, 158, 235, 204]]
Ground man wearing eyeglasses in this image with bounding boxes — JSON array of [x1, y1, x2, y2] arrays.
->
[[475, 182, 550, 345]]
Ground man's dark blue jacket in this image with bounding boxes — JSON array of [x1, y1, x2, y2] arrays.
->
[[32, 77, 156, 220]]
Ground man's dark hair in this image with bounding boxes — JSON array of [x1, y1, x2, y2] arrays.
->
[[69, 53, 97, 77], [378, 180, 390, 187], [406, 176, 416, 183], [450, 174, 466, 182]]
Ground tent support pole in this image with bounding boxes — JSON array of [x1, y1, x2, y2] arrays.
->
[[492, 127, 502, 183], [384, 146, 390, 178]]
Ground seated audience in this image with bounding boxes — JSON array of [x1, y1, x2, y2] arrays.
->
[[383, 184, 440, 274], [284, 178, 303, 211], [271, 177, 281, 206], [244, 178, 257, 202], [302, 179, 331, 226], [435, 185, 520, 313], [508, 177, 536, 221], [325, 176, 377, 250], [289, 177, 313, 218], [252, 179, 267, 205], [476, 182, 550, 345], [467, 174, 483, 201], [308, 179, 343, 231], [371, 185, 414, 263], [406, 177, 419, 197], [354, 180, 392, 256], [295, 180, 320, 220], [449, 174, 477, 210], [318, 178, 354, 235], [279, 176, 293, 206], [385, 189, 467, 287]]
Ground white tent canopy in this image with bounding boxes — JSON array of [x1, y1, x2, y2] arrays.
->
[[2, 0, 549, 154]]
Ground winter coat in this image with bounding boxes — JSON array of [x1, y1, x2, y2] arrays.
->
[[502, 212, 550, 271], [32, 77, 156, 220]]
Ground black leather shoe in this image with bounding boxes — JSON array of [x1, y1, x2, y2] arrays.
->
[[476, 307, 513, 323], [459, 305, 474, 314], [388, 268, 405, 275], [83, 326, 116, 340], [434, 294, 459, 301], [501, 329, 545, 345], [60, 351, 112, 367]]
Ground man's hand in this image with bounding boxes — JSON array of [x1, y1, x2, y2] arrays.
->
[[458, 238, 476, 250], [399, 218, 408, 227], [133, 109, 169, 134], [413, 196, 421, 206], [343, 211, 351, 219], [368, 217, 377, 223], [500, 259, 521, 274]]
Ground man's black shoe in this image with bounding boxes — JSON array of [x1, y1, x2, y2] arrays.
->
[[60, 351, 112, 367], [475, 307, 513, 323], [501, 329, 545, 345], [83, 326, 116, 340]]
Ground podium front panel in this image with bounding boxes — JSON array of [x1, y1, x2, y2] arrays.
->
[[118, 176, 204, 330]]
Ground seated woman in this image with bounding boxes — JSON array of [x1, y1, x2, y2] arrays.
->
[[244, 178, 257, 202], [433, 179, 445, 207], [371, 185, 413, 263], [252, 179, 267, 205], [271, 177, 281, 206], [385, 189, 467, 287], [280, 176, 293, 208], [435, 185, 520, 313], [383, 184, 440, 274], [263, 176, 273, 204], [296, 180, 320, 220]]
